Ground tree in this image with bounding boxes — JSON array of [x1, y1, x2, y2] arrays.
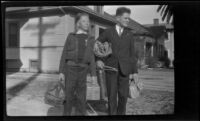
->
[[157, 5, 174, 24]]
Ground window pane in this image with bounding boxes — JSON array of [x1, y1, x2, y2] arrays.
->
[[9, 23, 18, 35], [9, 35, 18, 47], [99, 28, 105, 35], [8, 23, 19, 47]]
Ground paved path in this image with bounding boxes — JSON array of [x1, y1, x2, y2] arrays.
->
[[6, 69, 174, 116]]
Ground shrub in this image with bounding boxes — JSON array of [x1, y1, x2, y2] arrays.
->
[[164, 58, 170, 68], [146, 56, 159, 68], [159, 56, 170, 68]]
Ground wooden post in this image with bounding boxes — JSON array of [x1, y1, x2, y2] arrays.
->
[[151, 45, 154, 57], [143, 39, 146, 65]]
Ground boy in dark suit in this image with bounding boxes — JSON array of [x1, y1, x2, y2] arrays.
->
[[96, 7, 139, 115], [59, 13, 96, 116]]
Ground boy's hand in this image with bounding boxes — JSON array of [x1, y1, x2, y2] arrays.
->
[[59, 73, 65, 82], [97, 60, 104, 69]]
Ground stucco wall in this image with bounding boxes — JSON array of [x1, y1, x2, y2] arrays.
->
[[6, 12, 114, 73], [6, 14, 75, 73]]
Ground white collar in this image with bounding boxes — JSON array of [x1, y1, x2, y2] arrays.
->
[[115, 24, 124, 34], [76, 29, 88, 34]]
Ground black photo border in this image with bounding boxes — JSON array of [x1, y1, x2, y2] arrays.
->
[[2, 1, 199, 121]]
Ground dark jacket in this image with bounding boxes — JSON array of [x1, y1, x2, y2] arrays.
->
[[59, 33, 96, 76], [96, 27, 138, 76]]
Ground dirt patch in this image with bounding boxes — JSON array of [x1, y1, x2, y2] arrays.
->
[[126, 89, 174, 115]]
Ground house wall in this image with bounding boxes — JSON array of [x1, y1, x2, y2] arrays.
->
[[6, 19, 27, 71], [6, 14, 75, 73], [6, 12, 113, 73]]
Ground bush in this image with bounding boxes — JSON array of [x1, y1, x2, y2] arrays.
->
[[165, 58, 170, 68], [159, 56, 170, 68], [146, 57, 159, 68]]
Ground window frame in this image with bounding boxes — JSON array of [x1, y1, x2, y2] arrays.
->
[[7, 21, 20, 48]]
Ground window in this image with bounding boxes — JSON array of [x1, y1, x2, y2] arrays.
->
[[8, 22, 19, 47], [99, 27, 105, 35], [89, 24, 95, 37], [30, 59, 39, 72], [30, 60, 38, 69]]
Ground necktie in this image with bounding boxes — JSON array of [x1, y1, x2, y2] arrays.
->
[[119, 27, 122, 36]]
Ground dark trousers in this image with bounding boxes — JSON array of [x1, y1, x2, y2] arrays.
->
[[105, 63, 129, 115], [97, 70, 107, 100], [63, 64, 88, 116]]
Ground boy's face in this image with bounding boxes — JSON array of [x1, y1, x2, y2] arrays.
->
[[116, 12, 130, 27], [77, 15, 90, 31]]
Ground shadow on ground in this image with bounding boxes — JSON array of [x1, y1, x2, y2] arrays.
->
[[87, 100, 108, 115], [6, 73, 40, 103], [46, 100, 108, 116], [47, 106, 63, 116], [126, 89, 174, 115]]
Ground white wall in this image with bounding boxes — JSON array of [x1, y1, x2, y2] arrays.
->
[[6, 14, 75, 72], [6, 13, 113, 73]]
